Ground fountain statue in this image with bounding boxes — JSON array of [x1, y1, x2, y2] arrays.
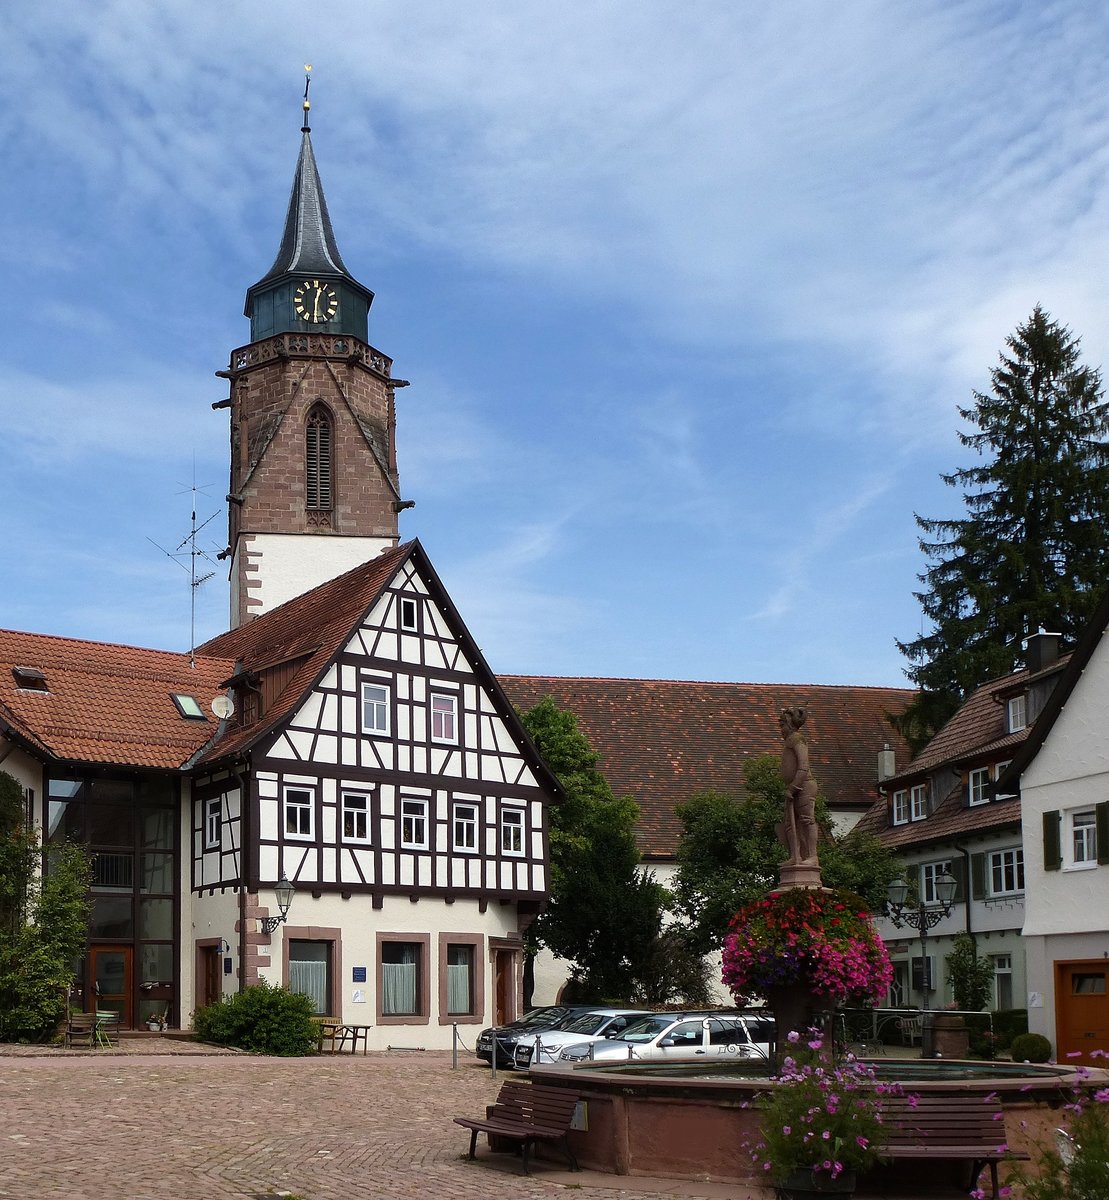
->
[[775, 705, 822, 890]]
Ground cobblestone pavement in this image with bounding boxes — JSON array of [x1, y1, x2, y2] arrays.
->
[[0, 1046, 770, 1200]]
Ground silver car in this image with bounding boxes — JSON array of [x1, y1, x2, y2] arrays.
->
[[513, 1008, 651, 1069], [557, 1011, 773, 1063]]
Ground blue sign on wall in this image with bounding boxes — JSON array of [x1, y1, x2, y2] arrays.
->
[[352, 966, 367, 983]]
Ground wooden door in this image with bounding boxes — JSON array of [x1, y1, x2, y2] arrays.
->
[[203, 945, 222, 1008], [1056, 961, 1109, 1066], [90, 946, 133, 1028]]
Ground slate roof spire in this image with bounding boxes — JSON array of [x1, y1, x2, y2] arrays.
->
[[244, 69, 374, 330]]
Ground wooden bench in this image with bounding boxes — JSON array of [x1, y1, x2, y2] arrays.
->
[[880, 1094, 1028, 1199], [454, 1080, 581, 1175]]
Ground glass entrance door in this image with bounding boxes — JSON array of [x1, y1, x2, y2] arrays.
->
[[91, 946, 133, 1027]]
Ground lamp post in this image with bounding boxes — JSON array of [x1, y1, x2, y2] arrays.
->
[[884, 871, 957, 1012], [259, 874, 295, 934]]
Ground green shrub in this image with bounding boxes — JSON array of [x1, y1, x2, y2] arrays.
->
[[193, 982, 318, 1055], [965, 1012, 995, 1060], [992, 1008, 1028, 1052], [1010, 1031, 1052, 1063]]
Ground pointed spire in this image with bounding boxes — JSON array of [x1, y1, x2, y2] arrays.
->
[[244, 70, 374, 329]]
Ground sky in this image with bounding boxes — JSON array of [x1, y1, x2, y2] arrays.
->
[[5, 2, 1109, 689]]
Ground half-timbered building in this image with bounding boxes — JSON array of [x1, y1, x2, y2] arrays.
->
[[0, 542, 559, 1043]]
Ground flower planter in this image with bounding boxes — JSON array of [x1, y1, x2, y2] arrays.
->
[[775, 1167, 856, 1199]]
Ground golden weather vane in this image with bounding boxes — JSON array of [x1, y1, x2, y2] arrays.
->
[[302, 64, 312, 131]]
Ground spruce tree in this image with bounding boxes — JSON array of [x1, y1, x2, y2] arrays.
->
[[897, 306, 1109, 745]]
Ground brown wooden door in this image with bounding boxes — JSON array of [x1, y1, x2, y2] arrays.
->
[[90, 946, 133, 1028], [1056, 961, 1109, 1065], [203, 945, 222, 1008]]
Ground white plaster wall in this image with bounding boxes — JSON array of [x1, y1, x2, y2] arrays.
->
[[256, 893, 521, 1050], [0, 744, 44, 815], [235, 533, 395, 618], [185, 887, 243, 1019]]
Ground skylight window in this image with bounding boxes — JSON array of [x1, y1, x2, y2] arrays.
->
[[171, 693, 207, 720], [12, 666, 47, 692]]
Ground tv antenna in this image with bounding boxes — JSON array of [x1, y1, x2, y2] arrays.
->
[[149, 478, 222, 666]]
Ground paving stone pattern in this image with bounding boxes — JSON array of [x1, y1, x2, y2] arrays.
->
[[0, 1049, 763, 1200]]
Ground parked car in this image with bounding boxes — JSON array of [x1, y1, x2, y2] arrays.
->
[[513, 1008, 652, 1069], [557, 1010, 774, 1064], [475, 1005, 596, 1066]]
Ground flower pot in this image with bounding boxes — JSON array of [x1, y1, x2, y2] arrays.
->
[[774, 1167, 857, 1200]]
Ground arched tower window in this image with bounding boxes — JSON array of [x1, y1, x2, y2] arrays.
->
[[305, 405, 334, 513]]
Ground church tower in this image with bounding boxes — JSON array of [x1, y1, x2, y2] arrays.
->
[[219, 82, 410, 627]]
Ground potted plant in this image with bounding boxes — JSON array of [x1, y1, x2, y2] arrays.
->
[[755, 1029, 893, 1200]]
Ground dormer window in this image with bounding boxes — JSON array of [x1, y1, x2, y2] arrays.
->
[[12, 666, 47, 692], [1007, 694, 1027, 733], [969, 766, 990, 806], [910, 783, 928, 820], [892, 789, 909, 825], [171, 693, 207, 720]]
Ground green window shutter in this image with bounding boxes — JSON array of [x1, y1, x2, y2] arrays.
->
[[1043, 810, 1062, 871], [970, 853, 987, 900], [1096, 802, 1109, 866], [950, 858, 967, 903]]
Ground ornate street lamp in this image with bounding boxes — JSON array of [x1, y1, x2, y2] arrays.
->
[[885, 870, 957, 1011], [259, 874, 295, 934]]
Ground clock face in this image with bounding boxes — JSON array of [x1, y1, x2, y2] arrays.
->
[[293, 279, 339, 323]]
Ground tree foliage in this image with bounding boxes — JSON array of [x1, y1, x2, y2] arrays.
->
[[944, 934, 994, 1012], [0, 771, 92, 1042], [521, 697, 706, 1003], [671, 756, 898, 956], [897, 306, 1109, 747]]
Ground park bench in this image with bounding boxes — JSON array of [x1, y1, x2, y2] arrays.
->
[[311, 1015, 343, 1053], [454, 1080, 581, 1175], [880, 1094, 1028, 1200]]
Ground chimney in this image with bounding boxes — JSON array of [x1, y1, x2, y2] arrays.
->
[[1025, 630, 1062, 674], [877, 743, 896, 782]]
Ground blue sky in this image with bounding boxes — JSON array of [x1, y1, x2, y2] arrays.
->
[[6, 2, 1109, 688]]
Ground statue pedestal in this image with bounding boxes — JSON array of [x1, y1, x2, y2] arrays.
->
[[775, 863, 823, 890]]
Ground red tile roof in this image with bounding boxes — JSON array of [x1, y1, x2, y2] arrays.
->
[[196, 543, 412, 763], [0, 629, 233, 769], [498, 676, 913, 858]]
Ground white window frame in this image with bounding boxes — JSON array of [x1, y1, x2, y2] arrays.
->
[[968, 767, 990, 806], [1071, 809, 1097, 868], [1007, 694, 1027, 733], [988, 847, 1024, 896], [204, 797, 221, 850], [361, 681, 390, 736], [992, 953, 1013, 1010], [892, 790, 909, 825], [453, 802, 478, 853], [910, 783, 927, 821], [284, 787, 314, 840], [399, 597, 418, 631], [341, 791, 371, 844], [401, 797, 428, 849], [500, 807, 524, 855], [921, 859, 952, 905], [431, 692, 458, 744]]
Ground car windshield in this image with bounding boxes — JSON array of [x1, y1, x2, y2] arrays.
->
[[516, 1007, 565, 1028], [614, 1015, 676, 1043], [560, 1014, 607, 1035]]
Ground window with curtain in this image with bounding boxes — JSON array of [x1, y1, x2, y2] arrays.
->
[[289, 940, 331, 1014], [305, 405, 333, 510], [381, 942, 420, 1015], [446, 944, 474, 1015]]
